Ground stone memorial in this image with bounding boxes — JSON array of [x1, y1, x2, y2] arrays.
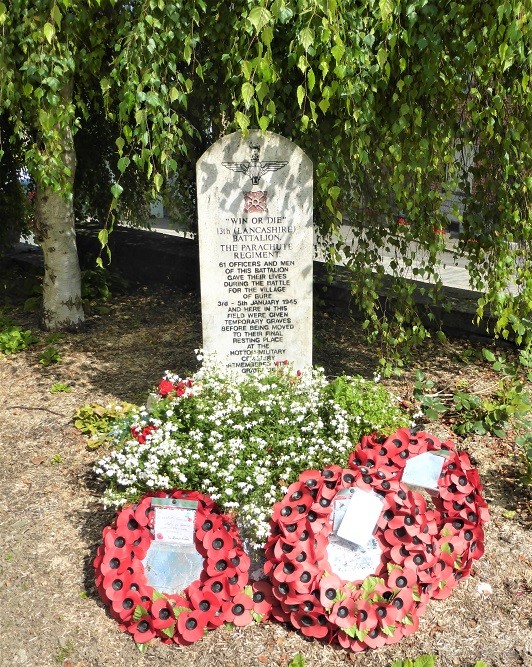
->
[[197, 130, 313, 372]]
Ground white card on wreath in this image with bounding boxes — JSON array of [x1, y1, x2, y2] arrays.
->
[[151, 498, 198, 545], [336, 488, 383, 546], [402, 450, 449, 492]]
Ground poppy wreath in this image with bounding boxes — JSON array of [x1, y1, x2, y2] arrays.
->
[[93, 489, 270, 645], [263, 428, 489, 651]]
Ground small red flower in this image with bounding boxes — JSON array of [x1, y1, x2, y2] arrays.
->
[[151, 598, 176, 630], [158, 379, 175, 396], [111, 588, 142, 621], [225, 593, 254, 626], [177, 609, 206, 642], [131, 616, 156, 643], [250, 580, 274, 618]]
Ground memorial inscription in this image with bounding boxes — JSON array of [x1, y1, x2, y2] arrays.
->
[[197, 131, 313, 372]]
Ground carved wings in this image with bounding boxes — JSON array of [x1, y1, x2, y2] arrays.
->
[[222, 161, 251, 174], [222, 160, 288, 182], [258, 161, 288, 177]]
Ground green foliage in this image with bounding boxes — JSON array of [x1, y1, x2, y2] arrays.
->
[[80, 266, 128, 313], [0, 325, 36, 354], [414, 348, 532, 484], [39, 346, 61, 366], [51, 382, 71, 394], [288, 654, 305, 667], [73, 402, 136, 449], [391, 656, 435, 667], [326, 375, 411, 440], [1, 1, 530, 349]]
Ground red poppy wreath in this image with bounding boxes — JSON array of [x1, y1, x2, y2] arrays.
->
[[93, 489, 269, 645], [263, 428, 489, 651]]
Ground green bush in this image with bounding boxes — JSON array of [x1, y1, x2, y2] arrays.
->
[[0, 325, 36, 354]]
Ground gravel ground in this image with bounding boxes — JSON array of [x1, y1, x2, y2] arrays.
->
[[0, 270, 530, 667]]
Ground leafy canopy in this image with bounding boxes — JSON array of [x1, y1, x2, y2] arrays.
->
[[1, 0, 530, 354]]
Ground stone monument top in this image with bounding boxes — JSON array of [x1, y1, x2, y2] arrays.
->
[[197, 130, 313, 372]]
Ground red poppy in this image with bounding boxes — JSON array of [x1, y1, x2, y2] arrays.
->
[[115, 509, 142, 542], [319, 573, 343, 609], [111, 588, 143, 621], [104, 568, 136, 603], [356, 599, 378, 632], [364, 627, 388, 649], [134, 496, 154, 527], [204, 526, 233, 553], [131, 616, 156, 643], [225, 593, 254, 626], [251, 580, 274, 618], [196, 514, 221, 541], [200, 575, 232, 600], [151, 598, 176, 630], [176, 609, 207, 642], [130, 532, 151, 559], [328, 597, 358, 628], [290, 609, 329, 638]]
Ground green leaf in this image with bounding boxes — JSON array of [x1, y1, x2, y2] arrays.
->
[[377, 48, 387, 69], [287, 653, 305, 667], [98, 229, 109, 248], [361, 576, 384, 594], [299, 27, 314, 51], [331, 43, 345, 63], [117, 157, 130, 173], [258, 116, 270, 132], [154, 173, 163, 192], [235, 111, 250, 131], [111, 183, 123, 198], [0, 2, 6, 24], [133, 604, 149, 621], [172, 606, 191, 618], [248, 6, 272, 32], [43, 22, 54, 44], [241, 82, 255, 108], [307, 69, 315, 92], [414, 656, 436, 667], [160, 623, 175, 637], [379, 0, 394, 22], [51, 4, 62, 27], [482, 348, 496, 362], [297, 85, 305, 107]]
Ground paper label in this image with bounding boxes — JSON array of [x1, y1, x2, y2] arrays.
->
[[152, 498, 198, 545], [402, 451, 449, 492], [336, 488, 384, 546]]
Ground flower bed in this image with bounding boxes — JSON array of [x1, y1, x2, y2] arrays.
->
[[93, 360, 488, 651], [95, 358, 409, 550]]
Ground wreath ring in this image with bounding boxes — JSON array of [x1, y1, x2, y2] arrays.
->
[[94, 489, 269, 644], [263, 428, 489, 651]]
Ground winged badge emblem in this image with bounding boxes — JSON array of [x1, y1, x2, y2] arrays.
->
[[222, 142, 288, 185]]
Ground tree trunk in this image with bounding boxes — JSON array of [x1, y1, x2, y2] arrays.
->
[[34, 84, 84, 331]]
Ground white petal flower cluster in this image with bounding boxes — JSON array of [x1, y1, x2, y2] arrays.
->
[[96, 356, 408, 549]]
